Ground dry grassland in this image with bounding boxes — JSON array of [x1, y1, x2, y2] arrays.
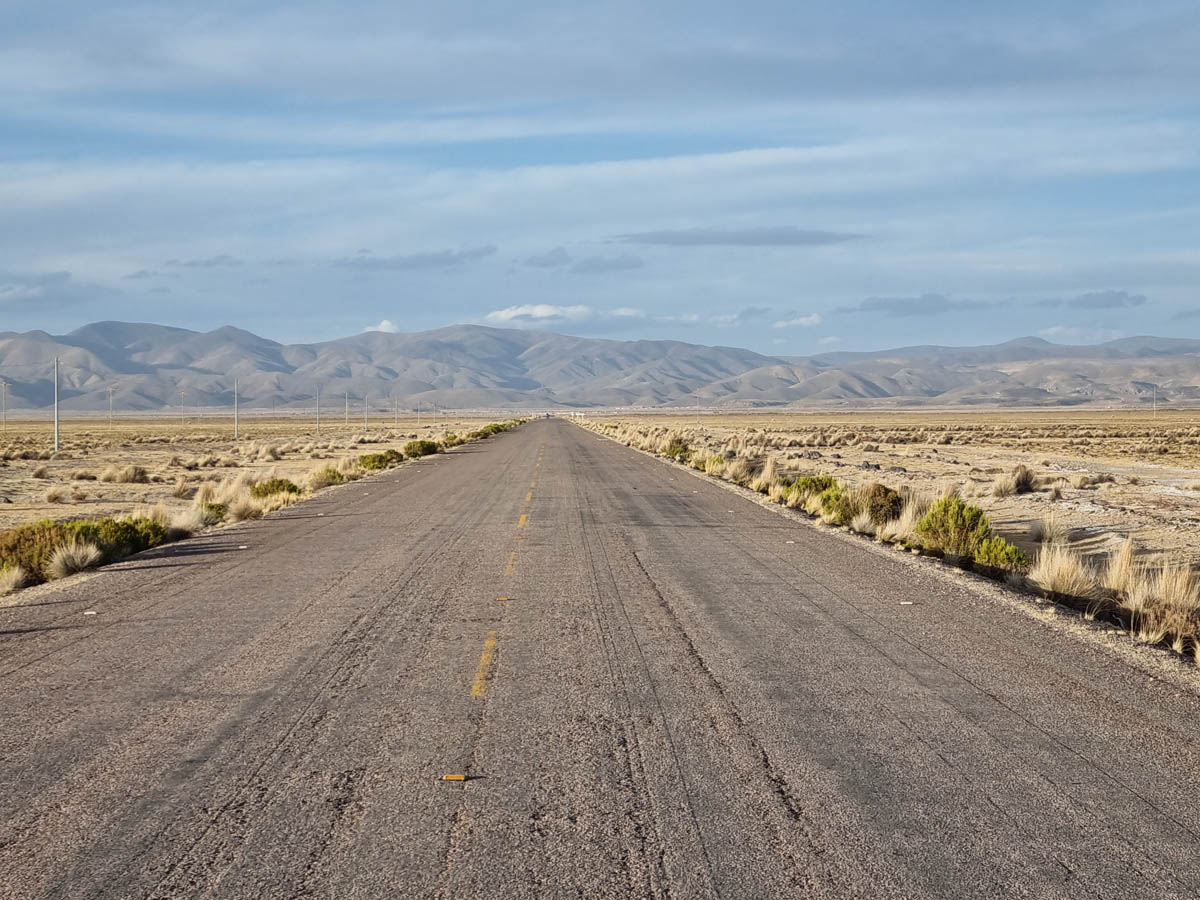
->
[[0, 414, 502, 533]]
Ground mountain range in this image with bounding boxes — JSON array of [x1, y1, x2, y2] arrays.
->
[[1, 321, 1198, 410]]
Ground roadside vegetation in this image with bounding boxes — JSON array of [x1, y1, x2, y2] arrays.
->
[[0, 419, 525, 602], [581, 418, 1200, 667]]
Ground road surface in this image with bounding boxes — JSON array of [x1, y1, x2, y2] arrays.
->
[[2, 418, 1199, 899]]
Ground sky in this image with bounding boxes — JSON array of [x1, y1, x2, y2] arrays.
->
[[1, 0, 1198, 354]]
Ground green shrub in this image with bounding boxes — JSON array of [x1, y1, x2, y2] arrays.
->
[[0, 515, 168, 584], [818, 484, 858, 526], [862, 482, 903, 525], [67, 517, 166, 563], [786, 474, 837, 500], [441, 433, 463, 448], [0, 519, 74, 583], [916, 496, 992, 557], [357, 450, 404, 471], [250, 477, 301, 497], [974, 535, 1031, 571], [403, 439, 440, 458], [200, 502, 228, 525]]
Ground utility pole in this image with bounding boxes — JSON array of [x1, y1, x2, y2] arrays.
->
[[316, 385, 321, 435], [179, 389, 186, 426], [2, 380, 8, 434], [233, 378, 239, 439], [53, 355, 60, 452], [1153, 385, 1158, 419], [344, 391, 349, 428], [363, 393, 368, 429], [417, 399, 421, 427], [106, 385, 115, 429]]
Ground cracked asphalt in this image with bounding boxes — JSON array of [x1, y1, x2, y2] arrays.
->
[[2, 418, 1199, 899]]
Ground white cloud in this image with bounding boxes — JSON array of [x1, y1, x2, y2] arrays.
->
[[485, 304, 593, 325], [771, 313, 823, 328], [818, 335, 842, 345], [364, 319, 399, 333]]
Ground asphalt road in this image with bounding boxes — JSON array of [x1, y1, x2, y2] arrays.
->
[[2, 418, 1200, 899]]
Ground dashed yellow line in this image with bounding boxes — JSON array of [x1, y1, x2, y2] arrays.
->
[[470, 631, 499, 697], [504, 551, 517, 576], [531, 480, 536, 488], [518, 513, 527, 528], [525, 492, 532, 501]]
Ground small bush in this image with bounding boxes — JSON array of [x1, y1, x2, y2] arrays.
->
[[200, 502, 228, 525], [785, 474, 837, 502], [307, 466, 346, 489], [44, 485, 69, 504], [974, 536, 1031, 571], [403, 439, 440, 459], [818, 484, 858, 527], [250, 477, 301, 498], [860, 482, 903, 525], [358, 450, 404, 471], [0, 520, 74, 583], [32, 465, 49, 479], [1030, 516, 1068, 545], [916, 496, 992, 557]]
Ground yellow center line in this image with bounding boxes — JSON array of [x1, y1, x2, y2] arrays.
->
[[504, 550, 517, 575], [531, 480, 536, 488], [525, 492, 532, 501], [470, 631, 499, 697], [518, 513, 528, 528]]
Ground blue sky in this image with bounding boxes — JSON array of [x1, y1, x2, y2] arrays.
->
[[1, 0, 1198, 353]]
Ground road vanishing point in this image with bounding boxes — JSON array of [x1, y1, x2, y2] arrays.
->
[[2, 419, 1199, 899]]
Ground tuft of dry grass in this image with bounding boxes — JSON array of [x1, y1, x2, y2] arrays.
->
[[749, 457, 778, 493], [0, 565, 27, 595], [168, 507, 205, 539], [850, 509, 877, 536], [99, 464, 149, 484], [46, 539, 103, 580], [32, 465, 50, 479], [44, 485, 69, 504], [171, 476, 193, 499], [1030, 515, 1068, 545], [132, 503, 170, 528], [70, 489, 88, 502], [228, 496, 263, 522], [1028, 543, 1099, 599], [1103, 537, 1138, 596]]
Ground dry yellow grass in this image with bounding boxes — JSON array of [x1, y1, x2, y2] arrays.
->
[[46, 540, 102, 580]]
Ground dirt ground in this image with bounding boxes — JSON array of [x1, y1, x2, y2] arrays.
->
[[586, 410, 1200, 568], [0, 414, 499, 532]]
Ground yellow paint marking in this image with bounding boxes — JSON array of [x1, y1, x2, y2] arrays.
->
[[470, 631, 499, 697], [514, 535, 524, 540], [504, 551, 518, 576], [440, 774, 467, 782], [496, 596, 510, 602], [518, 513, 527, 527], [525, 492, 532, 501]]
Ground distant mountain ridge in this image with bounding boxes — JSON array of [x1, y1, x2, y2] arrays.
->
[[1, 321, 1198, 410]]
